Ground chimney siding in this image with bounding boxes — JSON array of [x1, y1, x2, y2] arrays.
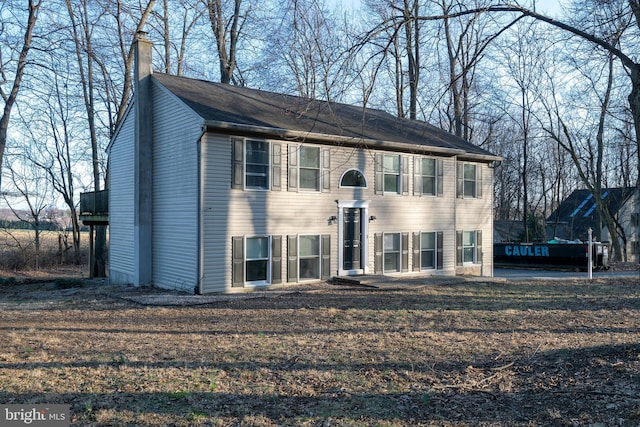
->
[[133, 32, 153, 286]]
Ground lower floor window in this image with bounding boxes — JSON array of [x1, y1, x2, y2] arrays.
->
[[463, 231, 476, 263], [421, 232, 436, 269], [246, 236, 269, 282], [299, 235, 320, 279], [384, 233, 401, 272], [456, 230, 482, 266]]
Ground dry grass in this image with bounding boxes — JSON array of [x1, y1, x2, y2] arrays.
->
[[0, 277, 639, 426], [0, 229, 90, 272]]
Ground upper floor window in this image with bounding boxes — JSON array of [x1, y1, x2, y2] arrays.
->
[[456, 162, 482, 198], [375, 153, 408, 195], [340, 169, 367, 188], [232, 138, 281, 191], [245, 140, 269, 189], [384, 155, 400, 193], [288, 144, 330, 192], [414, 157, 443, 196], [299, 146, 320, 190]]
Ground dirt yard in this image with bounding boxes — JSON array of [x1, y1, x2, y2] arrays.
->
[[0, 276, 639, 426]]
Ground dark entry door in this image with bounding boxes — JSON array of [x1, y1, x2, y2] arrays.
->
[[343, 208, 361, 270]]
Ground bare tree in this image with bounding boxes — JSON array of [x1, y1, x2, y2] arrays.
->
[[0, 0, 42, 191], [541, 52, 626, 259], [1, 150, 51, 269], [205, 0, 249, 84], [105, 0, 157, 129], [150, 0, 206, 75]]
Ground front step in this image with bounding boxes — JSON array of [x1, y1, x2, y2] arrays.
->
[[331, 275, 384, 288]]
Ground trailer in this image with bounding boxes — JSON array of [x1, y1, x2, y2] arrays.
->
[[494, 240, 609, 271]]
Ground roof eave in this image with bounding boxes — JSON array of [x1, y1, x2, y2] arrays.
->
[[203, 120, 474, 157]]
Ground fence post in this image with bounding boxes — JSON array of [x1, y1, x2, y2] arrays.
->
[[587, 227, 593, 280]]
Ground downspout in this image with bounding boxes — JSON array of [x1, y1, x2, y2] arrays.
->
[[453, 155, 458, 275], [195, 126, 206, 294]]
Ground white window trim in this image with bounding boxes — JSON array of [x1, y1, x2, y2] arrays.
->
[[298, 145, 321, 192], [463, 231, 477, 265], [244, 139, 271, 191], [383, 232, 402, 273], [245, 235, 271, 286], [298, 234, 322, 281], [339, 168, 368, 189], [420, 157, 438, 197], [383, 154, 401, 195], [420, 231, 436, 270]]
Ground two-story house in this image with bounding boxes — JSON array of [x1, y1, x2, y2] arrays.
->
[[107, 33, 501, 294]]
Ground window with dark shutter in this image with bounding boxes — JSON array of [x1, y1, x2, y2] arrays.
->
[[436, 231, 443, 269], [232, 139, 244, 189], [232, 236, 244, 287], [272, 144, 281, 191], [321, 235, 331, 280], [287, 235, 298, 281], [271, 236, 282, 284], [374, 233, 383, 274], [412, 232, 421, 271], [401, 232, 409, 272]]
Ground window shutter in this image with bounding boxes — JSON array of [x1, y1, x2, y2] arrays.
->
[[374, 233, 383, 274], [232, 138, 244, 189], [456, 163, 463, 198], [232, 236, 244, 287], [321, 148, 331, 192], [436, 231, 443, 269], [271, 236, 282, 284], [456, 231, 463, 266], [402, 232, 409, 272], [476, 230, 483, 264], [321, 234, 331, 280], [437, 159, 443, 197], [272, 143, 281, 191], [413, 157, 422, 196], [288, 145, 298, 192], [476, 165, 483, 198], [374, 153, 383, 195], [287, 235, 298, 282], [412, 232, 420, 271], [402, 156, 409, 195]]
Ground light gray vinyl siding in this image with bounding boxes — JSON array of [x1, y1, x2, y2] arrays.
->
[[108, 108, 135, 285], [454, 162, 494, 276], [151, 82, 201, 291], [201, 134, 234, 293], [201, 140, 497, 291]]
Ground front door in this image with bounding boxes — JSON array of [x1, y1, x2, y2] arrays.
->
[[343, 208, 361, 271]]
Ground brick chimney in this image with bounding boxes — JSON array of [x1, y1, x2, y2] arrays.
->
[[133, 31, 153, 286]]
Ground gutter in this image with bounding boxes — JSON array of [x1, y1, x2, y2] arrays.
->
[[201, 120, 503, 161]]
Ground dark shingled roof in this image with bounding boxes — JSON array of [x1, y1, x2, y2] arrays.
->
[[152, 73, 498, 160], [547, 187, 635, 241]]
